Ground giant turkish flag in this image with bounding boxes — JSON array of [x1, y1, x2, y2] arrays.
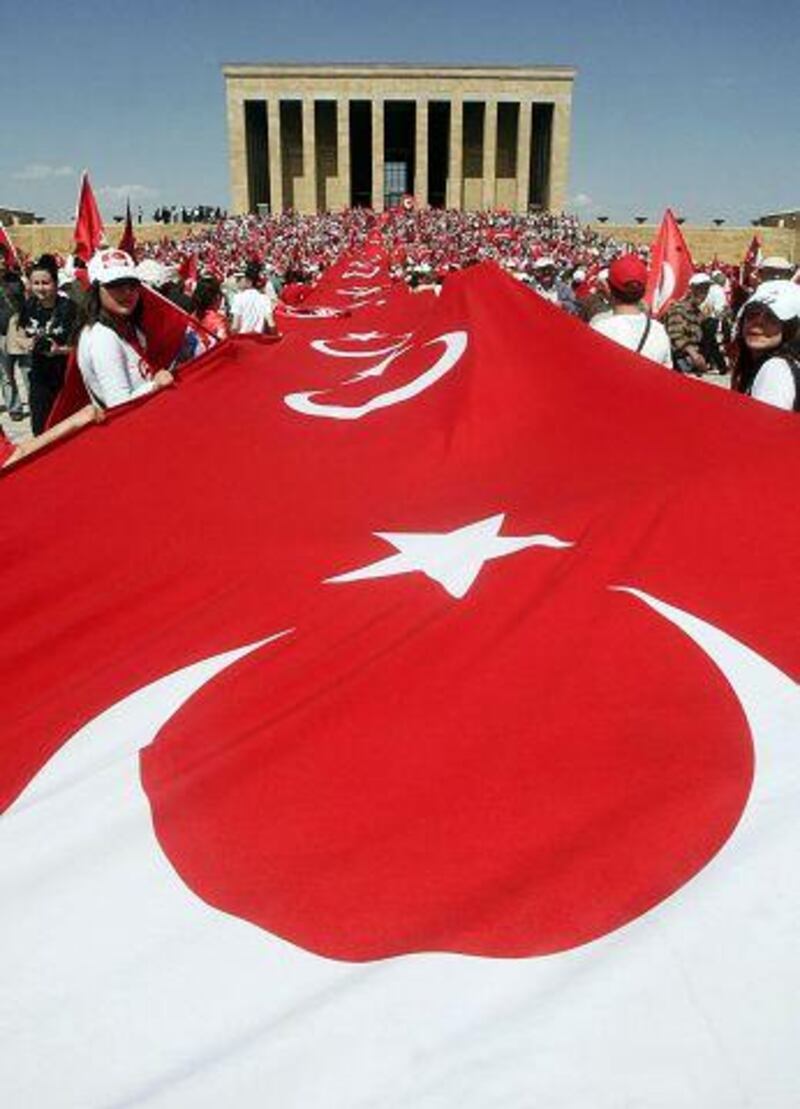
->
[[1, 262, 798, 1107]]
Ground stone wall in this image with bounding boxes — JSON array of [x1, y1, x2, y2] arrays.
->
[[4, 222, 210, 258], [587, 223, 798, 265]]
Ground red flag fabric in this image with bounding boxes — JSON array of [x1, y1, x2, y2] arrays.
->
[[138, 284, 196, 368], [46, 286, 202, 426], [741, 233, 762, 286], [73, 171, 106, 263], [1, 261, 799, 1106], [0, 428, 15, 466], [178, 253, 198, 294], [44, 347, 90, 427], [118, 199, 136, 257], [0, 221, 21, 270], [644, 208, 695, 317], [274, 245, 402, 334]]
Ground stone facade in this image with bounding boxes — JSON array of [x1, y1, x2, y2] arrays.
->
[[222, 63, 576, 215], [0, 206, 40, 225], [756, 210, 800, 231]]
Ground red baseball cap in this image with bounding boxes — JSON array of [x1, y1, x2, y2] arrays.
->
[[608, 254, 648, 294]]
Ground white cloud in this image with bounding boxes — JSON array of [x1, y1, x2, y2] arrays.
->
[[13, 163, 75, 180], [96, 183, 158, 203], [569, 192, 594, 210]]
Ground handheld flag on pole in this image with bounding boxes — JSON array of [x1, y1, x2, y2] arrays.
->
[[0, 222, 21, 271], [644, 208, 695, 317], [118, 198, 136, 258], [73, 171, 106, 263]]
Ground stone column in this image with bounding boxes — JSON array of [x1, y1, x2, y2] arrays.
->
[[516, 100, 532, 214], [414, 98, 428, 208], [267, 98, 283, 215], [226, 85, 248, 215], [482, 99, 498, 210], [371, 99, 384, 211], [336, 98, 351, 211], [301, 97, 318, 215], [447, 98, 463, 210], [549, 98, 572, 212]]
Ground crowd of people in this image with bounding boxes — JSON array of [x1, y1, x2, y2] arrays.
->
[[1, 209, 798, 469], [152, 205, 227, 225]]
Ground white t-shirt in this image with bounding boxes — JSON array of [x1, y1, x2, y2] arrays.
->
[[591, 312, 673, 368], [231, 287, 275, 333], [77, 323, 154, 409], [750, 357, 797, 410], [702, 284, 728, 319]]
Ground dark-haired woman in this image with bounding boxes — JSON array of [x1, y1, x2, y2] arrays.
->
[[18, 256, 77, 433], [731, 280, 800, 412], [190, 276, 229, 343], [77, 249, 172, 409]]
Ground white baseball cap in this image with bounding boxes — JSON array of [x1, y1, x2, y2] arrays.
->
[[533, 255, 556, 269], [741, 279, 800, 322], [88, 249, 139, 286], [136, 258, 166, 286], [759, 256, 794, 273], [689, 272, 712, 286]]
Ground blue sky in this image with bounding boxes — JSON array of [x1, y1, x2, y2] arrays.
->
[[1, 0, 796, 224]]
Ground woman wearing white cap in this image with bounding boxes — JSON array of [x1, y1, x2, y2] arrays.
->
[[77, 249, 173, 410], [731, 280, 800, 411]]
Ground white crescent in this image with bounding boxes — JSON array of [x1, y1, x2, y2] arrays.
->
[[278, 305, 345, 319], [310, 333, 411, 359], [654, 260, 676, 313], [335, 286, 385, 299], [341, 265, 381, 280], [1, 591, 797, 1107], [284, 331, 468, 420]]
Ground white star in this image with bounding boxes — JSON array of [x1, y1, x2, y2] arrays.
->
[[325, 513, 573, 599], [342, 331, 386, 341]]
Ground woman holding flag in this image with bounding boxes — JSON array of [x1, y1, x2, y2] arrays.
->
[[77, 249, 173, 410]]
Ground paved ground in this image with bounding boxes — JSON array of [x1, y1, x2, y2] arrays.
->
[[0, 370, 31, 443]]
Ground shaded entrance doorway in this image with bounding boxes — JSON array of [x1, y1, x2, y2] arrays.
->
[[384, 101, 415, 207], [349, 100, 372, 207], [427, 101, 450, 208]]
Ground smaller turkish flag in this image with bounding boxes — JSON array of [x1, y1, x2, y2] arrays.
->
[[178, 253, 198, 295], [0, 221, 21, 270], [118, 199, 136, 257], [73, 171, 106, 263], [138, 285, 197, 369], [740, 234, 761, 286], [644, 208, 694, 317]]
